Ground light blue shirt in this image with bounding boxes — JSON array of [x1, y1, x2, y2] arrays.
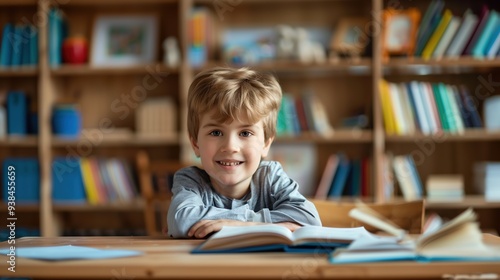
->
[[167, 161, 322, 238]]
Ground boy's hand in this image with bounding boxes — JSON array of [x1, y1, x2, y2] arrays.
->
[[188, 220, 303, 238], [188, 220, 262, 238], [275, 222, 301, 232]]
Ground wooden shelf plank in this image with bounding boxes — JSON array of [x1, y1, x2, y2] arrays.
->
[[426, 196, 500, 209], [0, 67, 38, 77], [0, 0, 36, 5], [53, 199, 144, 212], [0, 203, 40, 212], [0, 136, 38, 147], [387, 57, 500, 68], [52, 134, 180, 147], [385, 129, 500, 142], [276, 130, 373, 143], [196, 59, 373, 75], [59, 0, 178, 6], [51, 64, 179, 76], [385, 57, 500, 74]]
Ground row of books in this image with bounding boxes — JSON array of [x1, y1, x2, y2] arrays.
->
[[2, 158, 39, 203], [314, 153, 372, 200], [277, 93, 333, 137], [1, 157, 139, 204], [0, 228, 40, 241], [0, 22, 39, 67], [0, 91, 38, 137], [412, 0, 500, 59], [426, 174, 464, 201], [53, 157, 138, 204], [379, 80, 482, 135]]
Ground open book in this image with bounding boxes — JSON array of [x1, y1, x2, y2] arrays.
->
[[331, 208, 500, 263], [192, 225, 372, 254]]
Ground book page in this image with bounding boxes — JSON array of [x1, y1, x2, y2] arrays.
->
[[198, 225, 294, 250], [292, 226, 372, 244], [349, 208, 406, 239], [417, 208, 476, 247]]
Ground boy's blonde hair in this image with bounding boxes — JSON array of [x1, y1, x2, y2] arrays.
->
[[187, 67, 282, 142]]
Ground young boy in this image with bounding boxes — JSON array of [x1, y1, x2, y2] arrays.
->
[[167, 67, 321, 238]]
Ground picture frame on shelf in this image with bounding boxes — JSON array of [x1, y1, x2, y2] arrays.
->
[[330, 18, 370, 61], [90, 15, 158, 67], [382, 8, 421, 57]]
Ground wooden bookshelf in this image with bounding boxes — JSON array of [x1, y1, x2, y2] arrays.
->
[[1, 0, 499, 236]]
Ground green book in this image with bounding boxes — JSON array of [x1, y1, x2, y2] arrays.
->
[[438, 83, 457, 132], [432, 83, 449, 132]]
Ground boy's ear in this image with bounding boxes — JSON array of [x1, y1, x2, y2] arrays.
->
[[261, 136, 274, 158], [190, 137, 200, 157]]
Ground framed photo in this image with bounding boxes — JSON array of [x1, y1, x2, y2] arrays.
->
[[330, 18, 370, 55], [382, 8, 421, 56], [90, 15, 158, 67]]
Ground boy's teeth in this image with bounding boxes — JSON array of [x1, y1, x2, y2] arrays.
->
[[219, 161, 240, 166]]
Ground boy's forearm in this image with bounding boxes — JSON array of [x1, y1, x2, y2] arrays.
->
[[168, 204, 271, 238]]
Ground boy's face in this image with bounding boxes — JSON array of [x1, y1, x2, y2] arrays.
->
[[190, 110, 273, 199]]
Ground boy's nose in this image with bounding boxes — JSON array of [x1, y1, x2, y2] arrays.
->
[[220, 135, 240, 152]]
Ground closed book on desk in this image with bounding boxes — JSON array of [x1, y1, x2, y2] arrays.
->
[[330, 208, 500, 263], [192, 225, 371, 254]]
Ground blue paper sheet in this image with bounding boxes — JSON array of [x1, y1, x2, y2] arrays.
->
[[0, 245, 142, 261]]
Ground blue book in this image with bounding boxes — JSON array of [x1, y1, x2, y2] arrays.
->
[[452, 86, 472, 128], [472, 10, 500, 58], [7, 91, 28, 136], [21, 25, 34, 65], [2, 158, 40, 203], [344, 159, 361, 197], [49, 7, 65, 67], [29, 26, 39, 65], [10, 25, 24, 66], [0, 23, 14, 66], [52, 157, 86, 203], [327, 153, 351, 198], [459, 85, 483, 128]]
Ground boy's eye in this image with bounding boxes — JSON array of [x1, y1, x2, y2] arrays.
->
[[239, 131, 253, 137], [209, 130, 222, 137]]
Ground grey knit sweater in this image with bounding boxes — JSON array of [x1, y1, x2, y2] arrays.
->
[[167, 161, 322, 238]]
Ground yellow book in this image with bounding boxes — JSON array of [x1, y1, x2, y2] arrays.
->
[[379, 80, 396, 134], [80, 157, 99, 204], [422, 9, 453, 60]]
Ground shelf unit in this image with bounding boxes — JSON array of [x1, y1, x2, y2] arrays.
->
[[1, 0, 499, 236]]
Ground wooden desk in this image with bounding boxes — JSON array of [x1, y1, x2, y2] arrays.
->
[[1, 235, 500, 280]]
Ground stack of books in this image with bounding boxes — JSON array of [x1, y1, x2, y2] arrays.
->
[[426, 174, 464, 201], [474, 162, 500, 201]]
